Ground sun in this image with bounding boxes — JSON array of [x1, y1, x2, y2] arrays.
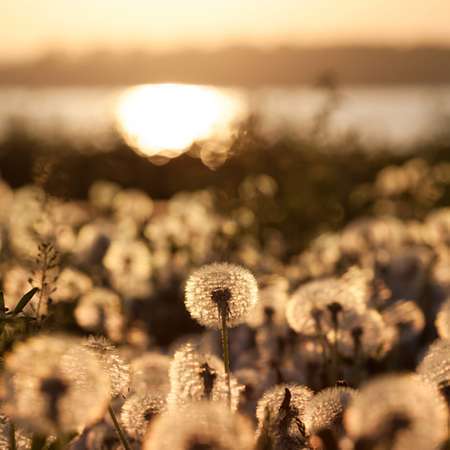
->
[[115, 83, 246, 159]]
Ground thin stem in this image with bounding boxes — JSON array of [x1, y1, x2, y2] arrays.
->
[[219, 308, 231, 408], [9, 422, 16, 450], [108, 405, 132, 450]]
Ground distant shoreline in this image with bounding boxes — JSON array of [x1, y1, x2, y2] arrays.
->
[[1, 46, 450, 87]]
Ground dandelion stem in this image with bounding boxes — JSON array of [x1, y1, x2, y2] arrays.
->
[[9, 421, 16, 450], [108, 405, 132, 450], [219, 308, 232, 408]]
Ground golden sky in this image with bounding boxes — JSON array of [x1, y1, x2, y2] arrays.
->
[[3, 0, 450, 61]]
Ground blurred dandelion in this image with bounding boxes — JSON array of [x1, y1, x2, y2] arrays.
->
[[51, 267, 93, 303], [88, 180, 121, 212], [303, 386, 355, 436], [246, 274, 289, 329], [381, 300, 425, 343], [416, 339, 450, 389], [113, 189, 154, 225], [143, 402, 254, 450], [120, 393, 165, 440], [345, 374, 448, 450], [83, 336, 130, 398], [286, 274, 367, 337], [1, 334, 110, 435], [435, 297, 450, 339], [329, 308, 395, 360], [167, 343, 243, 412], [75, 288, 124, 342], [130, 352, 171, 395], [103, 239, 152, 298]]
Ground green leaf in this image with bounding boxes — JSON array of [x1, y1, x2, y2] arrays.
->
[[12, 287, 39, 316]]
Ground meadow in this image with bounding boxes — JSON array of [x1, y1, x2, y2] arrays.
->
[[0, 118, 449, 450]]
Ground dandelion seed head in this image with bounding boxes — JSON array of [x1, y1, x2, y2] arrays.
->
[[256, 384, 314, 430], [329, 309, 395, 359], [382, 300, 425, 342], [167, 343, 243, 411], [130, 352, 171, 394], [113, 189, 154, 224], [417, 339, 450, 389], [246, 274, 289, 328], [143, 402, 254, 450], [51, 267, 93, 303], [303, 387, 356, 435], [435, 298, 450, 339], [2, 334, 110, 435], [286, 273, 367, 336], [83, 336, 130, 398], [103, 239, 152, 280], [88, 180, 121, 212], [345, 374, 448, 450], [75, 287, 124, 342], [120, 392, 165, 440], [185, 263, 258, 328]]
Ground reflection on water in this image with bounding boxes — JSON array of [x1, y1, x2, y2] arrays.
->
[[116, 84, 247, 159]]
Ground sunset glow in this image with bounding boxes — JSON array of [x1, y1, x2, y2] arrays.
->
[[3, 0, 450, 61], [115, 84, 246, 158]]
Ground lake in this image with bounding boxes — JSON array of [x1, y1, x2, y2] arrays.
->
[[1, 84, 449, 157]]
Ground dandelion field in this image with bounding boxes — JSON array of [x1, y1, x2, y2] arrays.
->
[[0, 124, 449, 450]]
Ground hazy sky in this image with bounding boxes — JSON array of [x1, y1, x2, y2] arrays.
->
[[3, 0, 450, 61]]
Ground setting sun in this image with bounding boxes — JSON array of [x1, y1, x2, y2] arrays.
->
[[115, 84, 246, 158]]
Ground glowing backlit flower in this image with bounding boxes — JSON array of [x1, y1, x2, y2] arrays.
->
[[2, 335, 110, 435], [143, 402, 254, 450], [345, 374, 448, 450], [113, 189, 154, 224], [256, 384, 314, 431], [185, 263, 258, 328], [74, 288, 124, 342], [130, 352, 171, 394], [286, 274, 367, 337], [51, 267, 93, 303], [303, 387, 355, 435], [167, 343, 243, 411], [83, 336, 130, 398], [416, 339, 450, 389], [120, 393, 165, 440]]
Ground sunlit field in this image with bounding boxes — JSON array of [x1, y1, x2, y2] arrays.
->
[[0, 104, 449, 449], [1, 1, 450, 444]]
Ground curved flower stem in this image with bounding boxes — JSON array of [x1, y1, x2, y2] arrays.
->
[[219, 309, 232, 408], [108, 405, 132, 450], [9, 422, 16, 450]]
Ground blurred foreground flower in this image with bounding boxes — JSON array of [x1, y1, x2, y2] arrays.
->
[[143, 402, 254, 450], [1, 334, 110, 435], [344, 374, 448, 450]]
